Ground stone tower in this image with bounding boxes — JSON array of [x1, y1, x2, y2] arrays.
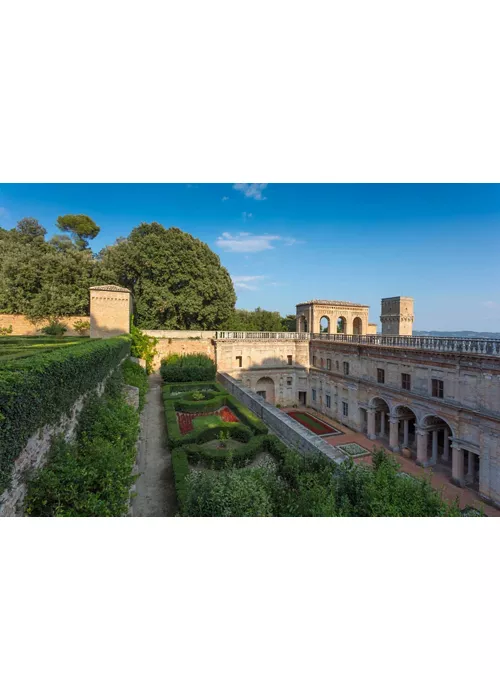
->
[[90, 285, 132, 338], [380, 297, 414, 336]]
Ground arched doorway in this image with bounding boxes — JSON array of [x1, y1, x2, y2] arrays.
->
[[255, 376, 275, 404], [369, 397, 390, 442], [337, 316, 347, 333], [352, 317, 363, 335], [319, 315, 330, 334], [419, 415, 454, 469]]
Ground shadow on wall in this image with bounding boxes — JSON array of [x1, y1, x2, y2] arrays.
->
[[245, 356, 308, 371], [90, 324, 131, 339]]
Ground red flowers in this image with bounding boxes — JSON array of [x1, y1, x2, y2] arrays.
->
[[177, 406, 240, 435]]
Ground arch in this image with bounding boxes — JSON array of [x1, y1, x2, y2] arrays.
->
[[391, 404, 418, 452], [420, 413, 455, 437], [337, 316, 347, 333], [418, 414, 455, 467], [368, 397, 390, 441], [255, 376, 276, 404], [319, 315, 330, 334], [352, 316, 363, 335], [297, 315, 308, 333]]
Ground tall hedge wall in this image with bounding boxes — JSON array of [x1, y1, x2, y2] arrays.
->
[[0, 336, 131, 493]]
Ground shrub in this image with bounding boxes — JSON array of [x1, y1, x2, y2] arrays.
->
[[73, 319, 90, 335], [171, 448, 190, 512], [130, 321, 158, 374], [25, 390, 139, 517], [184, 469, 274, 517], [122, 358, 148, 411], [160, 353, 216, 382], [184, 435, 267, 469], [41, 319, 67, 336], [174, 394, 226, 413], [0, 325, 13, 336], [163, 381, 226, 398], [225, 395, 268, 434], [0, 335, 130, 493]]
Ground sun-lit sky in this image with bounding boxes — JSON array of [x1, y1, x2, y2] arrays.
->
[[1, 183, 499, 331]]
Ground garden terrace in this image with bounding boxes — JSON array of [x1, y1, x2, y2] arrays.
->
[[0, 336, 92, 362]]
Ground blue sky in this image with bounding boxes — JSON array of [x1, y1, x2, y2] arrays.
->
[[0, 183, 499, 331]]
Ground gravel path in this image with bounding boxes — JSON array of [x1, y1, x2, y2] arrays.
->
[[132, 373, 177, 517]]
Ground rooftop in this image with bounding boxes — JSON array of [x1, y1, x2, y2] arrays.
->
[[90, 285, 131, 293], [296, 300, 368, 308]]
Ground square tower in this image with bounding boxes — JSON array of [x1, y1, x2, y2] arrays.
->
[[380, 297, 414, 336]]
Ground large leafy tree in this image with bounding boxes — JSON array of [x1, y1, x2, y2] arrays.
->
[[228, 307, 289, 332], [0, 218, 98, 320], [56, 214, 100, 250], [97, 223, 236, 329]]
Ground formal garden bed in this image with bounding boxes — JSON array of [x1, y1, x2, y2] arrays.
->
[[287, 411, 343, 436], [337, 442, 371, 458]]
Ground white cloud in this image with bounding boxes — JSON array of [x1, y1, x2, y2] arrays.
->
[[482, 301, 498, 309], [232, 275, 265, 291], [217, 232, 280, 253], [0, 207, 8, 218], [242, 211, 253, 221], [221, 196, 229, 201], [233, 183, 268, 200]]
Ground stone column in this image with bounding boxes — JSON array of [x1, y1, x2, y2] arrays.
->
[[443, 427, 450, 461], [431, 430, 439, 465], [416, 429, 428, 466], [380, 411, 386, 438], [389, 418, 400, 452], [452, 445, 465, 486], [367, 408, 376, 440], [466, 451, 476, 484], [403, 419, 409, 448]]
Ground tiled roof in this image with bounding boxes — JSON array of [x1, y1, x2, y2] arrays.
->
[[296, 300, 368, 308], [90, 285, 131, 293]]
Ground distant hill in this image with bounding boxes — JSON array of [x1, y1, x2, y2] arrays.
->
[[413, 330, 500, 339]]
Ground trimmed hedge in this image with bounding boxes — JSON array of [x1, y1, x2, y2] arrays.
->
[[225, 394, 268, 435], [163, 381, 226, 398], [160, 353, 216, 382], [174, 394, 226, 413], [195, 423, 252, 444], [171, 447, 190, 512], [184, 435, 267, 469], [0, 335, 131, 493]]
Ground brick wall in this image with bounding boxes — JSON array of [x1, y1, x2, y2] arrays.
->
[[0, 314, 90, 336]]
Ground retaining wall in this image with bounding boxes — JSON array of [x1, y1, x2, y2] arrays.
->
[[0, 313, 90, 336]]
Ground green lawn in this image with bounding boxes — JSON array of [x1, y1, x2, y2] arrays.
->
[[191, 415, 226, 430], [0, 336, 92, 362]]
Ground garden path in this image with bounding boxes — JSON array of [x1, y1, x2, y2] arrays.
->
[[132, 373, 177, 517]]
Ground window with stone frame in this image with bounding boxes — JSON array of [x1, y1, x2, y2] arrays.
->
[[286, 377, 292, 386], [312, 388, 317, 401], [377, 368, 385, 384], [336, 360, 339, 370], [320, 358, 324, 368], [342, 401, 348, 416], [287, 355, 293, 365], [401, 373, 411, 391], [326, 358, 331, 370], [313, 355, 317, 367], [236, 355, 242, 368], [343, 361, 349, 375], [432, 378, 444, 398], [326, 394, 331, 408]]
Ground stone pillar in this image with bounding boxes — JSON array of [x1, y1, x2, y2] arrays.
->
[[431, 430, 439, 465], [389, 418, 400, 452], [403, 419, 409, 448], [90, 285, 132, 339], [466, 451, 476, 484], [416, 429, 428, 466], [367, 408, 376, 440], [443, 427, 450, 461], [452, 445, 465, 486], [380, 411, 386, 438]]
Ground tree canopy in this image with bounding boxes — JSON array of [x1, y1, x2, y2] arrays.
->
[[56, 214, 100, 250], [97, 223, 236, 329], [228, 308, 293, 332]]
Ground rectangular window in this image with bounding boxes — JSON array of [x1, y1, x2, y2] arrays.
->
[[286, 377, 292, 386], [342, 401, 348, 417], [402, 373, 411, 391], [313, 355, 317, 367], [257, 390, 266, 399], [343, 361, 349, 376], [287, 355, 293, 365], [312, 388, 317, 401], [236, 355, 242, 368], [326, 359, 331, 370], [336, 360, 339, 370], [326, 394, 331, 408], [432, 378, 444, 398], [377, 368, 385, 384]]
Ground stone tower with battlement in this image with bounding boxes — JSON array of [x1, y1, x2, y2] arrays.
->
[[90, 285, 132, 338], [380, 296, 414, 335]]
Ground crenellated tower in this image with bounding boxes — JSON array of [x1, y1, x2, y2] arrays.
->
[[380, 296, 414, 335]]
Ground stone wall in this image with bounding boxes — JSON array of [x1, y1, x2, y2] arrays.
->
[[217, 372, 346, 464], [0, 313, 90, 336], [144, 332, 216, 371]]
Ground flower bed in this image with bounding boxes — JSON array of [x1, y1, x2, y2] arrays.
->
[[337, 442, 371, 458], [177, 406, 239, 435], [287, 411, 342, 436]]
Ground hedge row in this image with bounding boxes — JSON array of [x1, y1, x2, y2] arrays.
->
[[163, 381, 225, 398], [225, 395, 268, 435], [0, 336, 131, 493], [122, 359, 148, 411], [160, 353, 216, 382]]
